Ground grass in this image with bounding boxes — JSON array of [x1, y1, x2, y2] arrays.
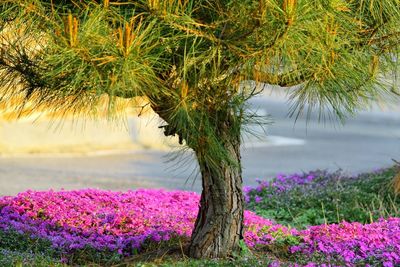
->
[[0, 242, 276, 267], [0, 223, 278, 266], [246, 167, 400, 228]]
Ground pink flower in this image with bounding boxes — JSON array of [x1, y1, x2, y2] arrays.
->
[[0, 189, 286, 255]]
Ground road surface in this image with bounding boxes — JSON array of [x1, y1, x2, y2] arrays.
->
[[0, 92, 399, 195]]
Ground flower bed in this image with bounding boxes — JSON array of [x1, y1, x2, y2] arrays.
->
[[1, 185, 399, 266], [0, 189, 293, 256]]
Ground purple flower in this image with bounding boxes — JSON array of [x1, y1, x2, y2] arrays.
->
[[0, 189, 287, 257]]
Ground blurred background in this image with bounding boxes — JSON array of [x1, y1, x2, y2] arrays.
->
[[0, 86, 399, 196]]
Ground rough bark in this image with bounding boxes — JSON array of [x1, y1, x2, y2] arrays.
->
[[150, 95, 245, 259], [187, 125, 244, 259]]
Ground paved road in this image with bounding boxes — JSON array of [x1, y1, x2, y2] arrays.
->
[[0, 93, 399, 196]]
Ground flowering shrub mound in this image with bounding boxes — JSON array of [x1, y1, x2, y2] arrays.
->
[[0, 189, 293, 256], [293, 218, 400, 266]]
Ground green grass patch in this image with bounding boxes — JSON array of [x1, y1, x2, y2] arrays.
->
[[246, 167, 400, 228]]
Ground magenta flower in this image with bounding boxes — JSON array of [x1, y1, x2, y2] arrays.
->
[[0, 189, 290, 256]]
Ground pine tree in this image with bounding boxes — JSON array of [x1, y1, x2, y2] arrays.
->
[[1, 0, 399, 258]]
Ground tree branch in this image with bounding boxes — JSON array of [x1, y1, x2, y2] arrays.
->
[[253, 69, 311, 87]]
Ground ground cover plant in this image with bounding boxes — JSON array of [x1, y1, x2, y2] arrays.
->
[[1, 167, 400, 266], [0, 189, 295, 266], [245, 167, 400, 228]]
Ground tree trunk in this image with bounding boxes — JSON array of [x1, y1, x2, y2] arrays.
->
[[150, 96, 245, 258], [187, 127, 244, 259]]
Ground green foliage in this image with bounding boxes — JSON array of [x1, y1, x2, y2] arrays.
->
[[0, 229, 125, 266], [0, 229, 57, 257], [129, 253, 275, 267], [0, 230, 63, 267], [0, 228, 276, 266], [247, 167, 400, 228], [0, 229, 197, 266], [1, 0, 399, 174], [0, 249, 65, 267]]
